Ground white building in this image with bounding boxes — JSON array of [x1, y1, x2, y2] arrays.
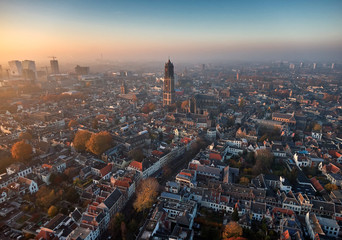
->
[[317, 216, 340, 238]]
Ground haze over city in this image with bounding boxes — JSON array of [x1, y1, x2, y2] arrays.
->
[[1, 0, 342, 65], [1, 1, 342, 240]]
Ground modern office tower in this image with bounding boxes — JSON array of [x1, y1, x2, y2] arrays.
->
[[163, 59, 175, 106], [22, 60, 37, 80], [50, 59, 59, 74], [236, 72, 240, 81], [313, 63, 317, 70], [331, 63, 335, 69], [8, 60, 23, 77], [289, 63, 295, 69], [75, 65, 90, 75]]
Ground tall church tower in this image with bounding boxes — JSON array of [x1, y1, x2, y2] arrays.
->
[[163, 59, 175, 106], [120, 81, 127, 94]]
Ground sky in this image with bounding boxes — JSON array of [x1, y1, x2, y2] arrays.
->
[[1, 0, 342, 64]]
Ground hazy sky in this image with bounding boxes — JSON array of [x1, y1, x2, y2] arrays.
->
[[1, 0, 342, 64]]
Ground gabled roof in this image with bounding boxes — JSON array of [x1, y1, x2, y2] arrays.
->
[[35, 229, 59, 240], [103, 188, 122, 209], [100, 164, 112, 177], [128, 161, 142, 172]]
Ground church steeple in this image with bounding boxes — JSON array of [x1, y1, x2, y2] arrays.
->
[[163, 59, 175, 106]]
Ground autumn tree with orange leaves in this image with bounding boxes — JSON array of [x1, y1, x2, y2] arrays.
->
[[11, 140, 33, 162], [73, 130, 92, 152], [86, 131, 112, 155], [222, 221, 243, 240], [133, 178, 159, 213]]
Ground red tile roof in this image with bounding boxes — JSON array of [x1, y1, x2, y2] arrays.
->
[[209, 153, 222, 161], [152, 150, 164, 157], [100, 164, 112, 177], [129, 161, 142, 172], [272, 207, 294, 216], [310, 177, 324, 192], [35, 229, 59, 240]]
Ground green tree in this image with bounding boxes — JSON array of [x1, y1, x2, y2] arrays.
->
[[11, 140, 33, 162]]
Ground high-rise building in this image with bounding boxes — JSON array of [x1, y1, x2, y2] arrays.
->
[[236, 72, 240, 81], [75, 65, 90, 75], [22, 60, 37, 80], [8, 60, 22, 77], [331, 63, 335, 69], [313, 63, 317, 70], [50, 59, 59, 74], [163, 59, 175, 106]]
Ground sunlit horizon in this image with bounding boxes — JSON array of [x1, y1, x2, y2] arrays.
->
[[1, 0, 342, 65]]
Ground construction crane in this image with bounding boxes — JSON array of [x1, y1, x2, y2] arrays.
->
[[48, 56, 57, 60]]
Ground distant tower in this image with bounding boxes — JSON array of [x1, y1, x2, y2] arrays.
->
[[8, 60, 22, 76], [201, 64, 205, 71], [313, 63, 317, 70], [331, 63, 335, 69], [236, 72, 240, 81], [163, 59, 175, 106], [22, 60, 37, 80], [50, 59, 59, 74], [121, 81, 128, 94]]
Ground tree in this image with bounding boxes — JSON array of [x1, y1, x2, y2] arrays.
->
[[128, 148, 144, 162], [222, 221, 243, 239], [48, 205, 58, 218], [86, 131, 112, 155], [65, 187, 79, 203], [73, 130, 92, 152], [325, 183, 338, 192], [133, 178, 159, 213], [109, 213, 125, 239], [11, 140, 33, 162], [121, 221, 127, 240], [68, 119, 78, 128], [19, 132, 32, 141], [239, 177, 249, 185], [232, 208, 239, 221], [162, 164, 172, 178], [313, 123, 322, 131], [141, 102, 156, 114], [253, 149, 274, 175]]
